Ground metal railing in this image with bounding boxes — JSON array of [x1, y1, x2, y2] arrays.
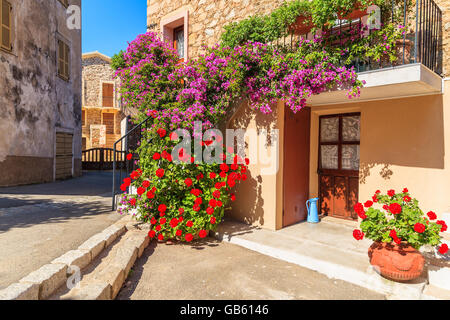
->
[[112, 116, 154, 210], [82, 148, 126, 171], [280, 0, 442, 75]]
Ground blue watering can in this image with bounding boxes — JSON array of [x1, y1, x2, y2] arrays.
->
[[306, 198, 320, 223]]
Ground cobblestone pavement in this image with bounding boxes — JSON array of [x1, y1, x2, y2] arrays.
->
[[0, 171, 122, 289]]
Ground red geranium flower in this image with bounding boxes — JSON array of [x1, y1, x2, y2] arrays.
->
[[147, 191, 155, 199], [219, 171, 227, 178], [120, 184, 127, 192], [153, 153, 161, 161], [209, 199, 217, 207], [241, 174, 248, 181], [156, 168, 165, 178], [137, 187, 146, 196], [148, 230, 156, 238], [150, 217, 157, 225], [170, 218, 179, 228], [123, 178, 131, 187], [170, 132, 178, 141], [129, 198, 136, 207], [375, 190, 381, 194], [228, 179, 236, 188], [206, 207, 214, 215], [414, 223, 426, 234], [403, 196, 411, 202], [231, 194, 236, 202], [142, 180, 150, 188], [364, 201, 373, 208], [199, 230, 208, 238], [389, 203, 402, 215], [216, 201, 223, 207], [155, 225, 161, 232], [209, 172, 217, 179], [438, 244, 449, 255], [185, 233, 194, 242], [215, 182, 223, 190], [126, 153, 133, 161], [193, 204, 201, 212], [196, 173, 204, 180], [387, 189, 396, 197], [179, 208, 184, 215], [157, 128, 166, 138], [186, 221, 193, 228], [245, 158, 250, 165], [403, 188, 409, 193], [185, 178, 193, 187], [372, 195, 378, 203], [158, 204, 167, 213], [158, 234, 164, 241], [160, 218, 167, 225], [191, 189, 202, 197], [210, 217, 216, 225], [427, 211, 437, 220], [220, 163, 229, 172], [353, 229, 364, 241], [213, 190, 221, 199], [176, 229, 183, 237], [437, 220, 448, 232]]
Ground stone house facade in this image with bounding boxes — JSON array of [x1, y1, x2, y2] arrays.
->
[[146, 1, 450, 236], [0, 0, 82, 186], [81, 52, 126, 152]]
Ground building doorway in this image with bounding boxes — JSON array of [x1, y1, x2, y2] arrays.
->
[[318, 113, 360, 220], [283, 107, 311, 227]]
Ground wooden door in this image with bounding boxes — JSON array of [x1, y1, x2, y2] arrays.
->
[[318, 113, 360, 220], [102, 83, 114, 107], [283, 107, 311, 227], [55, 133, 73, 180]]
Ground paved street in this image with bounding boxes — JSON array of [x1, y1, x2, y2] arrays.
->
[[0, 171, 122, 289], [117, 240, 385, 300]]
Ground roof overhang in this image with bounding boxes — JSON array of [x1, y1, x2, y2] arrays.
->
[[307, 63, 443, 106]]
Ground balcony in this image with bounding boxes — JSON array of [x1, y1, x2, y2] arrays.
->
[[286, 0, 443, 105]]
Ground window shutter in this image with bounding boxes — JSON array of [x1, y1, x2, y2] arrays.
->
[[102, 83, 114, 107], [58, 40, 70, 80], [64, 43, 69, 79], [1, 0, 12, 51]]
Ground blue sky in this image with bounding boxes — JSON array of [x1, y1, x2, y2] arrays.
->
[[82, 0, 147, 57]]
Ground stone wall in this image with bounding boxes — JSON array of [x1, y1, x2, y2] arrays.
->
[[147, 0, 285, 59], [0, 0, 82, 186], [82, 54, 126, 150], [147, 0, 450, 77]]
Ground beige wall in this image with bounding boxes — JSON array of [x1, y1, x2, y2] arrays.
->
[[309, 80, 450, 219], [226, 100, 285, 231]]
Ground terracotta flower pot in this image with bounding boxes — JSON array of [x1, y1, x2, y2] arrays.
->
[[368, 241, 425, 282], [337, 2, 370, 20]]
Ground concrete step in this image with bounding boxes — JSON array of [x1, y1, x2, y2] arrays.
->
[[50, 222, 149, 300], [212, 220, 429, 299]]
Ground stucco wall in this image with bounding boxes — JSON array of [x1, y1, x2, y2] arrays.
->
[[309, 80, 450, 220], [226, 100, 285, 231], [0, 0, 82, 186]]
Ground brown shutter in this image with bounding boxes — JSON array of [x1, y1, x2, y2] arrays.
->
[[1, 0, 12, 51], [102, 113, 115, 134], [102, 83, 114, 107], [64, 42, 70, 79]]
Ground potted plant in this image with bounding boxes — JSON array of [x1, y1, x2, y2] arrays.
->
[[353, 188, 448, 282]]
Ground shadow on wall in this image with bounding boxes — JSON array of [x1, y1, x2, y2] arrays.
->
[[221, 99, 280, 226], [359, 94, 445, 185]]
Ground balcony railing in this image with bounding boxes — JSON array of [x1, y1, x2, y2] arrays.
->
[[284, 0, 442, 75]]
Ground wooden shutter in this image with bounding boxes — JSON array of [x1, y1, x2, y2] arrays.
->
[[82, 110, 86, 126], [102, 83, 114, 107], [102, 113, 115, 134], [58, 40, 70, 80], [1, 0, 12, 51]]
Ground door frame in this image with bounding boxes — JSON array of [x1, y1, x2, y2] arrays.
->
[[318, 112, 361, 220]]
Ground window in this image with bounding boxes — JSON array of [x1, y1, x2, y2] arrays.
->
[[102, 113, 114, 134], [0, 0, 12, 51], [102, 83, 114, 107], [319, 113, 361, 172], [173, 26, 184, 62], [58, 0, 69, 8], [58, 39, 70, 80]]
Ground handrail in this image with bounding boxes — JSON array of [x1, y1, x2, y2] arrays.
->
[[112, 116, 154, 210]]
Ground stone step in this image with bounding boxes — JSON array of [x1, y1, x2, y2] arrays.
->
[[50, 223, 149, 300]]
